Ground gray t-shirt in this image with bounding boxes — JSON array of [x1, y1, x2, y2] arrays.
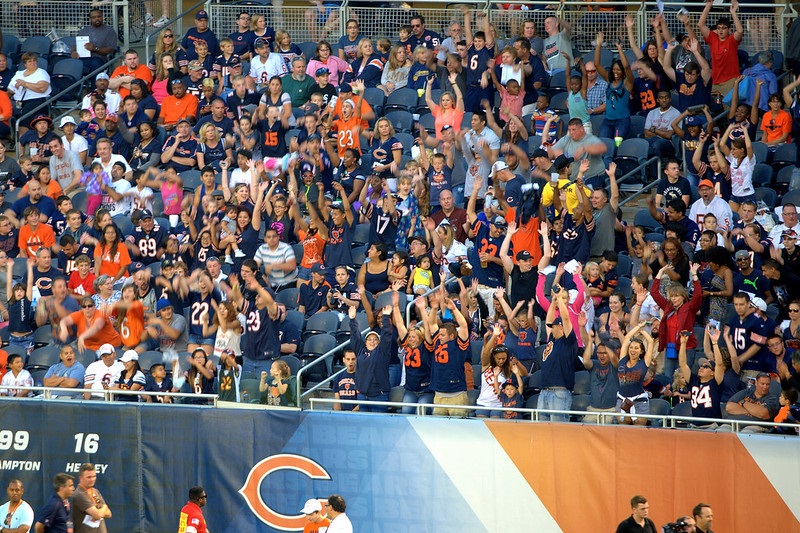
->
[[589, 361, 619, 409], [543, 30, 572, 71], [50, 149, 83, 190], [726, 388, 780, 421], [553, 132, 606, 180], [158, 313, 188, 353], [590, 203, 617, 257], [77, 24, 118, 60], [0, 157, 20, 189]]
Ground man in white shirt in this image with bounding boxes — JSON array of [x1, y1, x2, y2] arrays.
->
[[81, 72, 122, 115], [0, 479, 34, 533], [83, 343, 125, 400], [644, 89, 681, 160], [768, 203, 800, 249], [93, 137, 132, 180], [689, 179, 733, 231], [325, 494, 353, 533], [59, 116, 89, 166], [247, 37, 287, 91]]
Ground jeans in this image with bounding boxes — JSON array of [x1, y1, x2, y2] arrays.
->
[[402, 390, 434, 414], [357, 392, 389, 413], [537, 387, 573, 422], [242, 358, 273, 377], [599, 117, 631, 140]]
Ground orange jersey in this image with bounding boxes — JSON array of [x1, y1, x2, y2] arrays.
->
[[760, 109, 792, 144], [18, 223, 55, 256], [114, 300, 145, 348], [332, 114, 362, 158], [297, 229, 325, 269], [160, 93, 199, 125], [110, 64, 153, 99], [69, 309, 122, 350], [505, 208, 542, 266], [94, 243, 132, 278]]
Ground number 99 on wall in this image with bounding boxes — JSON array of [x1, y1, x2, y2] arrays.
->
[[0, 430, 29, 450]]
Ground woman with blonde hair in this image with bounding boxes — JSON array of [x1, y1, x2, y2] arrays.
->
[[378, 44, 412, 96], [343, 38, 383, 88], [148, 28, 187, 73], [196, 122, 233, 172]]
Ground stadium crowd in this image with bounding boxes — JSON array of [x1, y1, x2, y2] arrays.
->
[[0, 1, 797, 429]]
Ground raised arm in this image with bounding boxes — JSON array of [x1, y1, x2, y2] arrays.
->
[[626, 16, 644, 60], [698, 0, 713, 39]]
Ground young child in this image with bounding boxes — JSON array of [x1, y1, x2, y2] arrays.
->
[[668, 368, 690, 406], [68, 254, 96, 297], [219, 203, 244, 265], [486, 48, 525, 124], [212, 38, 242, 92], [217, 349, 242, 403], [773, 388, 799, 428], [143, 363, 177, 403], [492, 379, 524, 419], [259, 359, 296, 406], [125, 170, 155, 212], [388, 251, 409, 285], [7, 281, 33, 355], [567, 58, 590, 132], [407, 46, 433, 93], [11, 156, 34, 190], [326, 265, 360, 314], [310, 71, 337, 108], [398, 25, 413, 54], [81, 162, 112, 215], [193, 40, 214, 77], [75, 109, 102, 155], [694, 131, 732, 202], [376, 38, 392, 64], [583, 262, 603, 308], [408, 254, 434, 295]]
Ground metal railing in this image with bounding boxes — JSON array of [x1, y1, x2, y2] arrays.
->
[[308, 396, 800, 434], [145, 0, 204, 68], [1, 385, 219, 405]]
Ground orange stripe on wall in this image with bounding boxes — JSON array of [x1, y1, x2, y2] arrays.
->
[[485, 422, 800, 532]]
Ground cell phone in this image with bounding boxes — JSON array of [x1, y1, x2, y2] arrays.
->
[[645, 320, 653, 326], [553, 285, 561, 293], [680, 330, 691, 337], [708, 319, 720, 330]]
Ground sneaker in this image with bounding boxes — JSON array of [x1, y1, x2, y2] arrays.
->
[[152, 15, 170, 28], [144, 12, 154, 25], [234, 249, 246, 258], [225, 255, 234, 265]]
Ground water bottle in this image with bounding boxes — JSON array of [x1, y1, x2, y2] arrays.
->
[[241, 389, 250, 403]]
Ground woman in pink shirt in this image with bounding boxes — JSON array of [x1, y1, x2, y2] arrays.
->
[[306, 41, 349, 87]]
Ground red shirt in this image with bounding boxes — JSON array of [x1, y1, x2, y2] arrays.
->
[[178, 501, 206, 533], [704, 32, 740, 85]]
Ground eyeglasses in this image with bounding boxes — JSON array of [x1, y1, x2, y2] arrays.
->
[[411, 23, 421, 27], [784, 212, 798, 216], [585, 69, 597, 73], [699, 364, 712, 369], [82, 303, 95, 308], [163, 34, 174, 38], [790, 308, 800, 313]]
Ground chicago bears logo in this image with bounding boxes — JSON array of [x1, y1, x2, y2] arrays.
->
[[541, 341, 553, 362], [239, 454, 332, 530]]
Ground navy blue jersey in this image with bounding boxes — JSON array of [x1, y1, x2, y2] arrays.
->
[[187, 289, 221, 337], [332, 164, 366, 200], [559, 212, 595, 264], [690, 375, 722, 419], [193, 243, 219, 270], [365, 204, 397, 252], [466, 44, 495, 87], [427, 330, 469, 393], [469, 213, 507, 288], [508, 326, 537, 362], [728, 313, 768, 372], [401, 334, 433, 393], [325, 218, 354, 268], [427, 164, 453, 207], [244, 305, 281, 360], [58, 245, 93, 276], [36, 492, 72, 533], [408, 30, 441, 51], [257, 119, 288, 159], [129, 224, 170, 265], [370, 136, 403, 179], [332, 369, 358, 410], [298, 280, 331, 317], [540, 330, 579, 390]]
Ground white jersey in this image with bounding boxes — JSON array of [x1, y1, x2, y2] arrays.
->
[[249, 54, 287, 88], [84, 360, 126, 398], [0, 370, 33, 396], [689, 196, 734, 231]]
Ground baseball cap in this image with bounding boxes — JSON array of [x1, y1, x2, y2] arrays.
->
[[96, 72, 110, 81], [157, 298, 173, 312], [105, 113, 118, 123], [502, 379, 517, 389], [59, 116, 76, 128], [516, 250, 532, 261], [171, 78, 184, 85], [782, 229, 798, 239], [303, 103, 320, 116], [750, 296, 767, 312], [531, 148, 549, 159], [311, 263, 326, 275], [491, 215, 507, 229], [120, 350, 139, 363], [188, 60, 202, 71], [211, 189, 225, 198], [441, 124, 453, 132], [300, 499, 322, 514], [307, 133, 321, 142], [489, 160, 509, 178], [696, 357, 716, 369], [677, 33, 689, 42], [195, 9, 208, 19], [161, 259, 175, 269], [97, 343, 116, 357], [339, 83, 352, 93], [408, 235, 427, 247], [553, 154, 573, 172], [315, 67, 330, 76], [139, 209, 153, 219], [300, 161, 315, 175], [548, 317, 563, 327], [684, 115, 701, 126], [735, 250, 750, 260], [254, 37, 269, 49], [177, 118, 191, 126], [365, 330, 380, 341], [698, 179, 714, 189]]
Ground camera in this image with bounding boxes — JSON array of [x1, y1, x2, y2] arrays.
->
[[662, 520, 689, 533]]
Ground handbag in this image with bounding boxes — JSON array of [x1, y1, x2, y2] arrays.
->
[[12, 89, 25, 118]]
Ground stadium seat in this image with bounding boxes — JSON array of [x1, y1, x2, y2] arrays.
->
[[296, 41, 317, 60], [460, 112, 473, 130], [291, 243, 304, 264], [239, 379, 261, 403], [284, 309, 305, 338], [20, 36, 52, 60], [583, 48, 613, 69], [76, 349, 97, 370], [590, 114, 605, 136], [527, 370, 542, 391], [572, 370, 590, 395], [382, 88, 418, 113], [26, 345, 60, 371], [616, 253, 632, 278], [276, 287, 300, 309], [32, 327, 53, 349], [4, 345, 27, 358], [524, 394, 539, 412], [351, 245, 367, 267], [633, 209, 663, 233], [362, 87, 385, 116], [549, 91, 568, 114], [752, 163, 773, 188], [648, 398, 672, 424], [50, 58, 84, 109], [616, 276, 633, 300], [755, 187, 777, 209], [112, 215, 134, 237], [751, 142, 769, 164], [629, 115, 646, 138], [570, 394, 590, 420], [48, 37, 75, 70], [285, 128, 300, 147], [181, 170, 203, 191], [645, 232, 665, 244], [352, 223, 370, 246], [138, 351, 164, 372], [393, 132, 415, 154], [670, 399, 692, 425], [546, 70, 568, 94], [772, 143, 797, 174], [776, 166, 795, 196], [303, 312, 340, 340], [383, 110, 414, 133], [301, 333, 337, 382], [279, 355, 302, 377], [614, 138, 650, 185], [71, 191, 88, 213], [388, 385, 404, 413], [470, 340, 483, 364], [418, 113, 435, 133], [337, 314, 370, 343], [2, 34, 20, 63]]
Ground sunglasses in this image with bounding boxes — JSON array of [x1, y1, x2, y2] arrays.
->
[[163, 34, 174, 38], [700, 364, 712, 369], [82, 303, 95, 308]]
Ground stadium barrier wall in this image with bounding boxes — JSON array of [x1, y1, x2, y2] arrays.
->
[[0, 400, 799, 532]]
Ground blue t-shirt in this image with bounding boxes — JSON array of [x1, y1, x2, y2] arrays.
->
[[36, 493, 72, 533], [332, 369, 358, 410], [540, 330, 579, 390]]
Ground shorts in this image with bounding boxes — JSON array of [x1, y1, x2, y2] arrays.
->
[[432, 391, 469, 417], [730, 193, 756, 205], [188, 333, 216, 346], [616, 394, 650, 421], [297, 265, 312, 281]]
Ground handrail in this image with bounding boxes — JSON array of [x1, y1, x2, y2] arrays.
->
[[13, 56, 120, 148], [144, 0, 208, 68], [296, 337, 354, 402], [1, 385, 218, 405], [307, 397, 799, 433], [614, 156, 663, 207]]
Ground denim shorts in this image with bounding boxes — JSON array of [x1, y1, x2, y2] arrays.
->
[[730, 193, 756, 204], [188, 334, 216, 346], [297, 265, 312, 281]]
